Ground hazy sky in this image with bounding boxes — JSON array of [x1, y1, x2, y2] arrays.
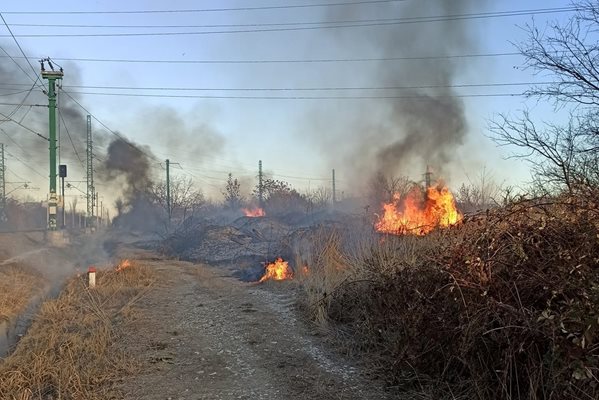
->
[[0, 0, 576, 207]]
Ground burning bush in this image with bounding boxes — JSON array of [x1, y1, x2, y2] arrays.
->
[[375, 183, 462, 235], [302, 196, 599, 399]]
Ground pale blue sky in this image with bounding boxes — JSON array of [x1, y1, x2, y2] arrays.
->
[[0, 0, 576, 205]]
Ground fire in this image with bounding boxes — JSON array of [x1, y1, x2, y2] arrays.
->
[[375, 184, 462, 235], [259, 257, 293, 282], [243, 207, 265, 217], [115, 259, 132, 272]]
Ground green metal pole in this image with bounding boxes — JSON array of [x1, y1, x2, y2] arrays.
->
[[47, 76, 58, 230]]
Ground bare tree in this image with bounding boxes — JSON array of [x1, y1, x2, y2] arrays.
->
[[304, 186, 332, 211], [368, 172, 412, 207], [456, 167, 502, 212], [490, 1, 599, 196], [151, 176, 206, 220], [222, 173, 243, 210]]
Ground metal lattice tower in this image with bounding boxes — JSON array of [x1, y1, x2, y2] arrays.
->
[[86, 115, 94, 220], [258, 160, 263, 207], [0, 144, 5, 219]]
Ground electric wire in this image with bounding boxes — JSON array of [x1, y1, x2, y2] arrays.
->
[[0, 6, 578, 38], [61, 91, 524, 100], [0, 13, 45, 91], [4, 7, 578, 30], [60, 90, 161, 163], [57, 108, 85, 168], [0, 51, 524, 65], [0, 80, 549, 92], [2, 1, 408, 15], [5, 150, 46, 179], [0, 111, 49, 140]]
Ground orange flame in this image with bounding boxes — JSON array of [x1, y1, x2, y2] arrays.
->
[[243, 207, 265, 217], [375, 184, 462, 235], [115, 259, 132, 272], [259, 257, 293, 282]]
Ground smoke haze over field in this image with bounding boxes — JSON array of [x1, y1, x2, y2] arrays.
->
[[302, 0, 485, 186]]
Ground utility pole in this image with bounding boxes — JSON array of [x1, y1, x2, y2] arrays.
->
[[425, 165, 433, 190], [332, 169, 336, 206], [258, 160, 263, 207], [41, 59, 63, 230], [166, 159, 171, 222], [0, 144, 5, 222], [86, 114, 94, 227]]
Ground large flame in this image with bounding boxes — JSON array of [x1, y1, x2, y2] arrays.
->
[[259, 257, 293, 282], [243, 207, 265, 217], [375, 184, 462, 235]]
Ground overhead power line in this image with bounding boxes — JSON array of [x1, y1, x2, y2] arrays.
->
[[0, 7, 578, 38], [60, 90, 161, 163], [13, 81, 552, 92], [4, 7, 578, 29], [62, 91, 523, 100], [0, 13, 45, 90], [1, 1, 407, 15], [0, 51, 523, 65], [57, 108, 85, 168]]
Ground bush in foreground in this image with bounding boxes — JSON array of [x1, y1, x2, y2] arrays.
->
[[301, 197, 599, 399]]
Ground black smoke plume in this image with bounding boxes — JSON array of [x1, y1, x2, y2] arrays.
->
[[305, 0, 485, 185]]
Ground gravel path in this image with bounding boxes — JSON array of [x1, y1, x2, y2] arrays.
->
[[118, 259, 387, 400]]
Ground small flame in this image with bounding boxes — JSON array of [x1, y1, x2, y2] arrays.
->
[[375, 184, 462, 235], [243, 207, 265, 217], [259, 257, 293, 282], [115, 259, 132, 272]]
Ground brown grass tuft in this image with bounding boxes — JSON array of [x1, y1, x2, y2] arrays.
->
[[0, 262, 156, 400], [0, 264, 43, 322]]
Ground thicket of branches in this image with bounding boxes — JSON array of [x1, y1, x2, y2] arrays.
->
[[490, 0, 599, 197]]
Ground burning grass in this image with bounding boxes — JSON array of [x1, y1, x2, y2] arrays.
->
[[0, 261, 156, 399], [0, 263, 43, 322], [301, 196, 599, 399], [259, 257, 293, 282]]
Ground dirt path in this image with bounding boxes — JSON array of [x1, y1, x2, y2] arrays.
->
[[118, 258, 387, 400]]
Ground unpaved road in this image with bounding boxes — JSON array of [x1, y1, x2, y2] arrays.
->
[[117, 257, 387, 400]]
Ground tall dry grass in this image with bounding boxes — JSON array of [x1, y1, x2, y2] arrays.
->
[[0, 264, 43, 322], [0, 261, 156, 400], [299, 197, 599, 399]]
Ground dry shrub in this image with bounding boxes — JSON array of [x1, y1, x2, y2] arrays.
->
[[0, 264, 43, 321], [303, 197, 599, 399], [0, 263, 156, 400]]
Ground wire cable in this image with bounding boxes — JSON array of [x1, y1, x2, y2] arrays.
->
[[60, 90, 161, 163], [61, 90, 524, 100], [2, 1, 408, 15], [57, 108, 85, 167], [1, 7, 577, 38], [0, 51, 523, 65], [0, 13, 45, 90]]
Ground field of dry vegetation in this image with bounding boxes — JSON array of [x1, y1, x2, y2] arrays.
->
[[0, 264, 43, 322], [0, 262, 156, 400], [299, 195, 599, 399]]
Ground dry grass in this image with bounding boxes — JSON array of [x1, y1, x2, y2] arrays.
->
[[300, 196, 599, 399], [0, 264, 43, 322], [0, 261, 156, 400]]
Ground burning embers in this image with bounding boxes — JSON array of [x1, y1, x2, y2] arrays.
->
[[376, 183, 462, 235], [259, 257, 293, 282], [115, 259, 132, 272], [243, 207, 265, 217]]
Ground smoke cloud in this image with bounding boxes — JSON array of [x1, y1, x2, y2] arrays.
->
[[304, 0, 485, 186]]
